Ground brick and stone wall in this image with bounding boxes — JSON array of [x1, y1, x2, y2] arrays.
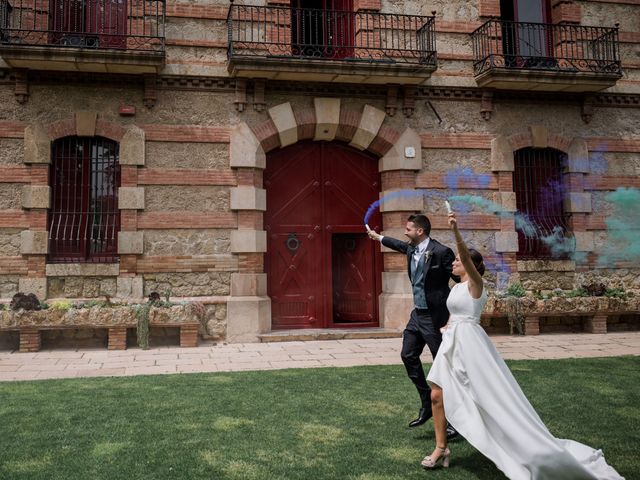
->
[[0, 0, 639, 343]]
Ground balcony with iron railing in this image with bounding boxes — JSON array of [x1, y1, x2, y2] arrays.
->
[[0, 0, 165, 74], [471, 19, 622, 92], [227, 3, 437, 85]]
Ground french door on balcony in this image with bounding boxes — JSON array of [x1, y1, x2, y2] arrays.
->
[[49, 0, 127, 49], [501, 0, 554, 68], [291, 0, 354, 59]]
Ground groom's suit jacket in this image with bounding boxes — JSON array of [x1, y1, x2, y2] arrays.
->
[[381, 236, 455, 328]]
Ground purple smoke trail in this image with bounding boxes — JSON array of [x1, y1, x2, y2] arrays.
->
[[444, 167, 491, 190], [363, 190, 425, 224]]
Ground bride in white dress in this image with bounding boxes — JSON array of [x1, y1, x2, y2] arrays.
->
[[421, 211, 624, 480]]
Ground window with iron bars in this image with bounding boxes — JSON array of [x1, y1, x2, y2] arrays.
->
[[513, 147, 571, 260], [48, 136, 121, 263]]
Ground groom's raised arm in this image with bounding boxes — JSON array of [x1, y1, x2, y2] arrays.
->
[[380, 236, 410, 255]]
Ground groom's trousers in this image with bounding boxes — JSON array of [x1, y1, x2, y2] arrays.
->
[[401, 308, 442, 409]]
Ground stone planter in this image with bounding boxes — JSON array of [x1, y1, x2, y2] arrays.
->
[[0, 304, 204, 352], [482, 295, 639, 335]]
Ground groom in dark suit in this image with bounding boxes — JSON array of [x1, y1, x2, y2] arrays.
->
[[368, 214, 458, 436]]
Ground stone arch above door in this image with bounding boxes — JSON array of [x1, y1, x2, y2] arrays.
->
[[227, 98, 424, 342], [229, 99, 422, 172]]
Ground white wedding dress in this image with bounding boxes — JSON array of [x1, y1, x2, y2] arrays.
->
[[427, 281, 624, 480]]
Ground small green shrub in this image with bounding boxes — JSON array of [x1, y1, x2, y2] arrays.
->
[[506, 282, 526, 298], [604, 288, 629, 299], [50, 299, 73, 311]]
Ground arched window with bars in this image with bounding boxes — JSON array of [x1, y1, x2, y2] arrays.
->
[[513, 147, 571, 259], [48, 136, 121, 263]]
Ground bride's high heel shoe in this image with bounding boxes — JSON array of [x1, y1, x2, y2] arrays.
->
[[421, 446, 451, 469]]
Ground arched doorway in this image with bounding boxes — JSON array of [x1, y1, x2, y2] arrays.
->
[[265, 141, 382, 329]]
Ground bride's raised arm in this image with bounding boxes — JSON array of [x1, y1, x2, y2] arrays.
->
[[448, 212, 483, 299]]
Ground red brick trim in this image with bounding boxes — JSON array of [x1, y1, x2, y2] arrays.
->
[[121, 166, 138, 187], [108, 327, 127, 350], [294, 108, 316, 141], [136, 255, 238, 273], [421, 133, 492, 149], [0, 121, 27, 138], [137, 212, 237, 229], [354, 0, 381, 11], [416, 172, 499, 189], [0, 211, 30, 228], [0, 166, 31, 183], [335, 108, 361, 143], [252, 119, 281, 153], [478, 0, 500, 17], [141, 125, 230, 143], [28, 211, 47, 230], [238, 253, 264, 273], [429, 215, 500, 230], [381, 171, 416, 190], [19, 328, 41, 352], [166, 4, 227, 20], [138, 169, 237, 186], [0, 257, 29, 275], [47, 119, 76, 140], [368, 124, 400, 157], [237, 211, 264, 230], [121, 211, 137, 231], [235, 168, 263, 188], [95, 119, 126, 142], [587, 138, 640, 153], [179, 325, 199, 347], [30, 165, 48, 185], [586, 176, 640, 190]]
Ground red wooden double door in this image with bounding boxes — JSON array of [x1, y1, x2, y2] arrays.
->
[[265, 142, 382, 329]]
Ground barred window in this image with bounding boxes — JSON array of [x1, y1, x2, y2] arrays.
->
[[513, 147, 570, 259], [48, 136, 121, 263]]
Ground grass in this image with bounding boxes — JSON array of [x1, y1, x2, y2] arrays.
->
[[0, 356, 638, 480]]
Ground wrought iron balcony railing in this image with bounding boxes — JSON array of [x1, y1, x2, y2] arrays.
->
[[0, 0, 165, 52], [227, 4, 436, 67], [471, 19, 621, 77]]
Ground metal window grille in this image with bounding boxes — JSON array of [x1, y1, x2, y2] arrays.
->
[[513, 147, 570, 259], [48, 136, 121, 263]]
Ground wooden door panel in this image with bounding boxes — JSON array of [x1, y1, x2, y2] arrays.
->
[[269, 231, 322, 328], [332, 233, 376, 323], [324, 144, 380, 227]]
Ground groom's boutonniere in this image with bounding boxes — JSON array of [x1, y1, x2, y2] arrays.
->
[[423, 250, 433, 262]]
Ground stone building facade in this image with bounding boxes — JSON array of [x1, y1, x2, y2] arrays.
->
[[0, 0, 638, 344]]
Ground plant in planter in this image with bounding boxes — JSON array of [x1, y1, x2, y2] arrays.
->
[[10, 292, 42, 311], [134, 291, 175, 350], [50, 299, 73, 311], [504, 282, 526, 335]]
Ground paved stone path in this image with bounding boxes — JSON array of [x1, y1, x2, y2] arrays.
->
[[0, 332, 638, 382]]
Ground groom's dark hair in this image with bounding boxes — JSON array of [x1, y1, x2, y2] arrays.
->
[[407, 214, 431, 236]]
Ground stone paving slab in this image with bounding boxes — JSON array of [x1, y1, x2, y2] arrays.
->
[[0, 332, 638, 382]]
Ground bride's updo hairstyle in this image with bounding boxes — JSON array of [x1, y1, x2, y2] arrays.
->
[[469, 249, 485, 276]]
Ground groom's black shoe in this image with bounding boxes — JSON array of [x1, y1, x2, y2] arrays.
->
[[446, 425, 460, 440], [409, 407, 432, 428]]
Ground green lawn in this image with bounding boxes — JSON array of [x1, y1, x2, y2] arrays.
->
[[1, 356, 638, 480]]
